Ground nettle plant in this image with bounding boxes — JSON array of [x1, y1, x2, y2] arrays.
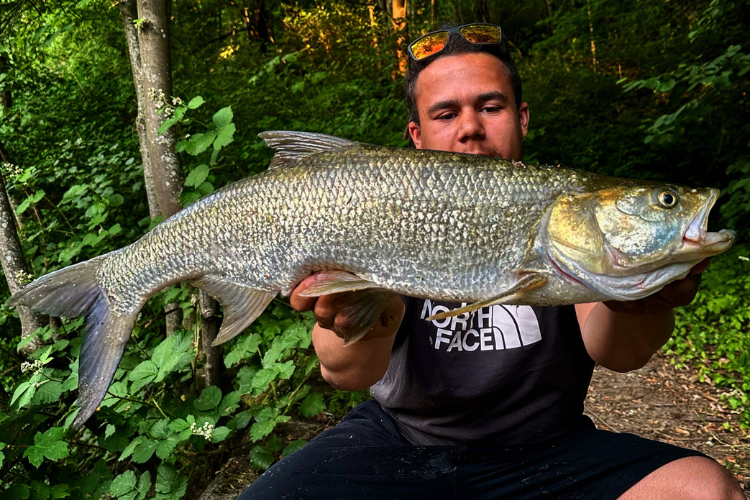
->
[[0, 98, 361, 498]]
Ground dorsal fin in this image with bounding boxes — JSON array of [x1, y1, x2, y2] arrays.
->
[[258, 131, 358, 169]]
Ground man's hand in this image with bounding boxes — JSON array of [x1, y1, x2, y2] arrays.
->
[[290, 272, 405, 391], [603, 258, 710, 316], [290, 273, 400, 341]]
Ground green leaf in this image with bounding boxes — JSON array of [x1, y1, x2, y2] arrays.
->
[[136, 471, 152, 500], [30, 189, 46, 203], [251, 367, 278, 392], [16, 198, 31, 214], [194, 386, 222, 411], [131, 438, 158, 463], [213, 123, 236, 150], [108, 194, 124, 207], [105, 424, 116, 439], [185, 164, 210, 188], [24, 427, 69, 468], [111, 471, 137, 496], [219, 391, 242, 415], [120, 435, 145, 460], [299, 392, 325, 418], [212, 106, 233, 128], [32, 380, 63, 405], [185, 131, 217, 155], [153, 332, 193, 382], [130, 360, 157, 392], [211, 426, 231, 443], [282, 439, 307, 457], [155, 435, 182, 460], [187, 96, 205, 109], [157, 116, 180, 135], [249, 445, 275, 471], [11, 381, 32, 407], [155, 464, 187, 499]]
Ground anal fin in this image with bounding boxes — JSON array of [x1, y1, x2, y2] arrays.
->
[[191, 276, 276, 345], [427, 273, 548, 321], [297, 270, 383, 297]]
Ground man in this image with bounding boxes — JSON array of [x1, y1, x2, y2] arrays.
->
[[239, 24, 745, 499]]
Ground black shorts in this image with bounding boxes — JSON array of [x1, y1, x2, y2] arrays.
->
[[237, 400, 707, 500]]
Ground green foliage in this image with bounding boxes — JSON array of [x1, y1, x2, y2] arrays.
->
[[667, 245, 750, 426]]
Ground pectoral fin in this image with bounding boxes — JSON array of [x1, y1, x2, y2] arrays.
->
[[297, 270, 383, 297], [330, 289, 395, 346], [191, 276, 276, 345], [427, 273, 548, 321]]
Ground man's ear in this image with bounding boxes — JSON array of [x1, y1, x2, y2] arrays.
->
[[407, 121, 423, 149], [518, 102, 530, 138]]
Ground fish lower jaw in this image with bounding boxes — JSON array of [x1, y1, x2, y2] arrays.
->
[[680, 229, 736, 256]]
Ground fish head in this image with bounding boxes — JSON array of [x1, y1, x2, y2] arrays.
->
[[545, 182, 736, 300]]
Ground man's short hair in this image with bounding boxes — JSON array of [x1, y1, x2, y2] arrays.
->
[[404, 24, 523, 129]]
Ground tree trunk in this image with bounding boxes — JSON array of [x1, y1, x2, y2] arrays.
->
[[0, 141, 48, 355], [194, 292, 221, 389], [136, 0, 184, 219], [119, 0, 160, 220], [391, 0, 407, 75], [121, 0, 222, 372]]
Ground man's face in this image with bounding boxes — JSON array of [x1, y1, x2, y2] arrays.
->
[[408, 52, 529, 161]]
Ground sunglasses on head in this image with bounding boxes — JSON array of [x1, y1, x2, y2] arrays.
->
[[407, 23, 504, 62]]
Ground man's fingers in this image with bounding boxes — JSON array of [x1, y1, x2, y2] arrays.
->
[[289, 275, 319, 312], [689, 257, 711, 275]]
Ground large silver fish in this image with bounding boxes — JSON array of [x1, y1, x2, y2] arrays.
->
[[9, 131, 736, 427]]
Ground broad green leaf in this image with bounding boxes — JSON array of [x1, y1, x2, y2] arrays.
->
[[158, 116, 180, 135], [185, 131, 217, 155], [185, 164, 209, 188], [23, 427, 69, 468], [16, 198, 31, 214], [136, 471, 152, 500], [32, 380, 63, 405], [105, 424, 116, 439], [30, 189, 46, 203], [251, 367, 278, 392], [155, 464, 187, 499], [11, 381, 32, 407], [130, 360, 157, 392], [210, 426, 230, 443], [131, 438, 158, 463], [194, 386, 222, 411], [282, 439, 307, 457], [119, 435, 145, 461], [155, 434, 182, 460], [277, 360, 295, 380], [187, 96, 205, 109], [111, 471, 137, 496], [213, 123, 235, 150], [212, 106, 233, 128], [108, 194, 124, 206], [249, 445, 274, 471], [298, 392, 325, 418], [219, 391, 242, 415]]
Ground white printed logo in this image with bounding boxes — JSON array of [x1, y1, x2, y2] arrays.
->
[[421, 300, 542, 352]]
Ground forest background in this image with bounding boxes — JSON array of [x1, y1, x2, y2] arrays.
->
[[0, 0, 748, 497]]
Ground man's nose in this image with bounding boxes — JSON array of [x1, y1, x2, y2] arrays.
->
[[458, 111, 485, 142]]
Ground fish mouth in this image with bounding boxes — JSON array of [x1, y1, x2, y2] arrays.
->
[[681, 189, 736, 256]]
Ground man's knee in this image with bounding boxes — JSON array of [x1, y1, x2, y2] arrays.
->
[[619, 456, 745, 500]]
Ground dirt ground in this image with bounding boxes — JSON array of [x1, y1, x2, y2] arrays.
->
[[200, 351, 749, 499], [585, 350, 749, 493]]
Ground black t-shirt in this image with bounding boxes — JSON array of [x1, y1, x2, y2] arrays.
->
[[370, 298, 595, 446]]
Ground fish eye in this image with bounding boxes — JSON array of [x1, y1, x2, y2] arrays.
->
[[658, 190, 679, 209]]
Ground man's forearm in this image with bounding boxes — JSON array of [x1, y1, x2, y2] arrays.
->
[[579, 302, 675, 373], [312, 296, 404, 391]]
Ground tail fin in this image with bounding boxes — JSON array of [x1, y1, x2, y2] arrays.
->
[[8, 253, 138, 428]]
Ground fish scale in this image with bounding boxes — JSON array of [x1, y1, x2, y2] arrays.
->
[[8, 131, 735, 428]]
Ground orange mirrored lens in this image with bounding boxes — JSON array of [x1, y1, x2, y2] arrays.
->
[[459, 25, 502, 44], [410, 31, 449, 60]]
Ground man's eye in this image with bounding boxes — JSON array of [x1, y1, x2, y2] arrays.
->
[[481, 106, 501, 113], [436, 112, 457, 121]]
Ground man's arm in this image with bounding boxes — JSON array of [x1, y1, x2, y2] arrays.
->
[[290, 275, 405, 391], [576, 259, 710, 372]]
